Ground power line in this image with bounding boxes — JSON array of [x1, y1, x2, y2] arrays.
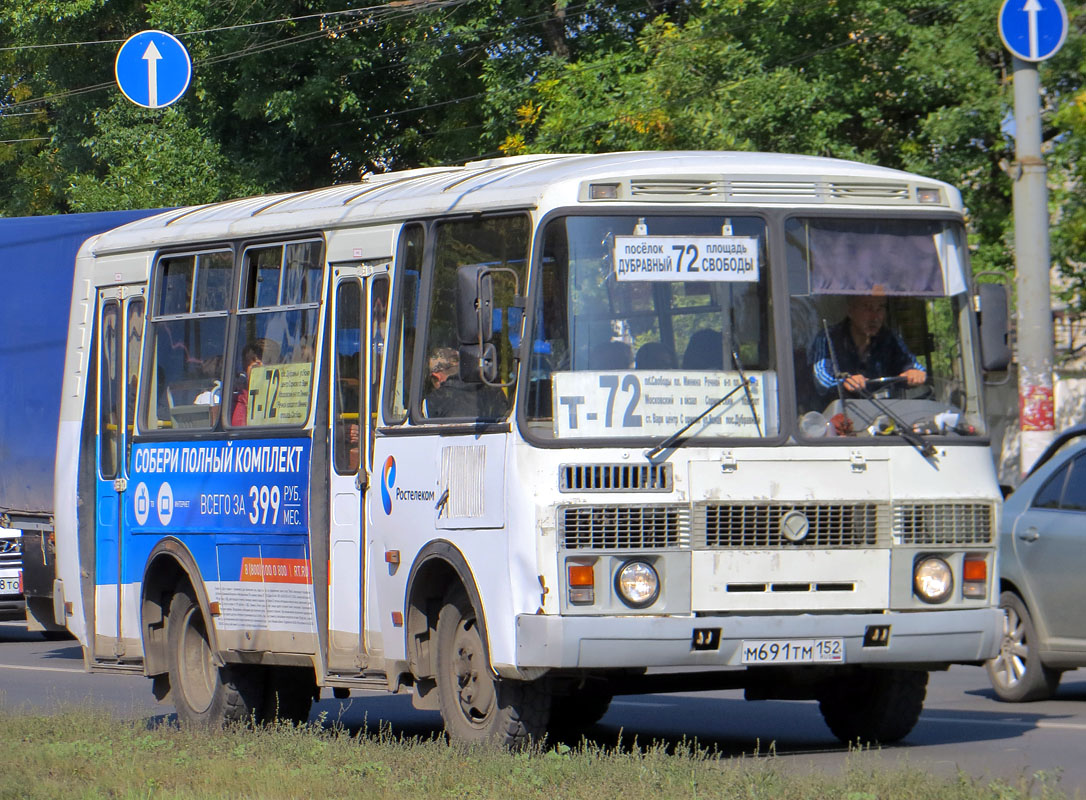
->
[[0, 0, 471, 54]]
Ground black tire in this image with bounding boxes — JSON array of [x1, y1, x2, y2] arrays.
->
[[435, 587, 550, 747], [986, 591, 1061, 702], [818, 668, 928, 744], [548, 686, 613, 740], [166, 588, 263, 728], [259, 667, 316, 725]]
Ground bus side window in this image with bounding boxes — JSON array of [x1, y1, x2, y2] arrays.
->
[[385, 225, 424, 424], [333, 281, 362, 474], [231, 240, 323, 428], [141, 251, 231, 431]]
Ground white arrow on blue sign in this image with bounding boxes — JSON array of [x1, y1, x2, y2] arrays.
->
[[114, 30, 192, 109], [999, 0, 1068, 62]]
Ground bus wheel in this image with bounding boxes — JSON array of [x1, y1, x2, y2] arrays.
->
[[167, 588, 262, 728], [435, 587, 549, 747], [548, 684, 612, 741], [260, 667, 316, 726], [818, 668, 927, 744]]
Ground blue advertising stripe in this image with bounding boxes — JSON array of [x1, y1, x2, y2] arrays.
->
[[127, 438, 311, 535]]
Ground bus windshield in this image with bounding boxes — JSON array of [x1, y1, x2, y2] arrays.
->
[[525, 213, 776, 443], [787, 216, 987, 440]]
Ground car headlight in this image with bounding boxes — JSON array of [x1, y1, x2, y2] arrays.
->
[[615, 560, 660, 608], [914, 556, 953, 603]]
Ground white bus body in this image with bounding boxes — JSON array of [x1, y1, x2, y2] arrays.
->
[[53, 151, 1001, 745]]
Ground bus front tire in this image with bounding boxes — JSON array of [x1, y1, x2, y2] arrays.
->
[[548, 684, 613, 741], [818, 668, 927, 744], [166, 588, 262, 728], [435, 587, 549, 747]]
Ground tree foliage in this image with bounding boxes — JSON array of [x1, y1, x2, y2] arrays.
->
[[0, 0, 1084, 287]]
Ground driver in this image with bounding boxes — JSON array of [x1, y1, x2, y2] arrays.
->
[[808, 294, 925, 398]]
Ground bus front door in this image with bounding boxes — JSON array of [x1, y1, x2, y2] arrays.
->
[[327, 269, 389, 672], [93, 288, 145, 660]]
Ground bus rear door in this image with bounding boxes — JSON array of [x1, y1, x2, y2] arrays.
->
[[94, 287, 144, 660]]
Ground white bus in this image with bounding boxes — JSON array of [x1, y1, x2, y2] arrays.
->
[[53, 151, 1002, 746]]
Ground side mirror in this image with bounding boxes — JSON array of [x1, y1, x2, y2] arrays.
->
[[459, 344, 498, 383], [456, 265, 494, 345], [976, 282, 1011, 372]]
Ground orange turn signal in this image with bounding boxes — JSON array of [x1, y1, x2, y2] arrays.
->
[[962, 558, 987, 582], [568, 564, 594, 586]]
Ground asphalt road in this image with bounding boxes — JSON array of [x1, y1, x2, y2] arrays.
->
[[2, 621, 1085, 792]]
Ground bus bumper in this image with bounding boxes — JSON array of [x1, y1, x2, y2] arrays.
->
[[515, 607, 1001, 670]]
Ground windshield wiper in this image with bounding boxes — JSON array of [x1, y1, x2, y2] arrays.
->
[[731, 348, 763, 438], [851, 385, 937, 459], [645, 378, 753, 462]]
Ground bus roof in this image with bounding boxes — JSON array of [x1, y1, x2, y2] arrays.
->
[[88, 151, 961, 256]]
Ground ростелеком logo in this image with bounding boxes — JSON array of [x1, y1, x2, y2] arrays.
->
[[381, 456, 396, 514]]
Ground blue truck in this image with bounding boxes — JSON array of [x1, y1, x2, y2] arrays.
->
[[0, 210, 160, 632]]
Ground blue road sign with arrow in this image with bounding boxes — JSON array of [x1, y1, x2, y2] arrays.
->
[[115, 30, 192, 109], [999, 0, 1068, 62]]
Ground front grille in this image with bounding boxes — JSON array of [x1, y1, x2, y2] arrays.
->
[[893, 503, 994, 545], [560, 463, 672, 493], [695, 503, 884, 548], [0, 535, 21, 568], [560, 505, 688, 549]]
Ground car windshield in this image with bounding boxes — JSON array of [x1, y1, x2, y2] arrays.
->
[[787, 216, 986, 440], [523, 213, 776, 443]]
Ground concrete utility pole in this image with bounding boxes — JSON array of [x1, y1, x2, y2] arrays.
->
[[1011, 57, 1056, 475], [998, 0, 1067, 474]]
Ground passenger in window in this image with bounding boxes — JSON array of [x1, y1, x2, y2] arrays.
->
[[808, 295, 925, 398], [424, 347, 506, 419], [194, 355, 224, 426], [635, 341, 675, 370], [590, 340, 633, 370], [682, 329, 724, 370], [230, 342, 264, 426]]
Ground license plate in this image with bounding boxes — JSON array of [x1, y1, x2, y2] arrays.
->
[[740, 638, 844, 664], [0, 574, 21, 595]]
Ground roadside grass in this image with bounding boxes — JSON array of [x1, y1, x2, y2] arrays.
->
[[0, 707, 1068, 800]]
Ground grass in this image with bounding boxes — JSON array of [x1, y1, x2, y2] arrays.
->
[[0, 707, 1070, 800]]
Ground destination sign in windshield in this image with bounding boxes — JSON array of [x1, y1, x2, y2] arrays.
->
[[552, 370, 773, 439], [613, 235, 760, 282]]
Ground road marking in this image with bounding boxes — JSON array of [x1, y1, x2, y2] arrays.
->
[[923, 714, 1086, 732], [0, 663, 83, 674]]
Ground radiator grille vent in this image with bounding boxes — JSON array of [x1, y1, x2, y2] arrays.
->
[[0, 534, 20, 568], [560, 505, 688, 549], [828, 182, 910, 200], [893, 503, 994, 545], [695, 503, 884, 548], [560, 463, 673, 493], [627, 179, 916, 204]]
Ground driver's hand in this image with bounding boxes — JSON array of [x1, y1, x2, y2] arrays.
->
[[842, 373, 866, 393], [901, 368, 926, 387]]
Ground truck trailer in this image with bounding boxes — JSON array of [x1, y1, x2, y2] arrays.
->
[[0, 209, 160, 633]]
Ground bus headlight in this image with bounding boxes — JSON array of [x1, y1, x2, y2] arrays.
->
[[913, 556, 953, 603], [615, 561, 660, 608]]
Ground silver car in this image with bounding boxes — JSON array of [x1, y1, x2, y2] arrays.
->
[[988, 425, 1086, 700]]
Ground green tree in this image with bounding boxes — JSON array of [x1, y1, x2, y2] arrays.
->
[[505, 0, 1045, 277]]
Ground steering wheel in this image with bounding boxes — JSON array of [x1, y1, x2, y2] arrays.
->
[[862, 374, 933, 400], [863, 375, 906, 391]]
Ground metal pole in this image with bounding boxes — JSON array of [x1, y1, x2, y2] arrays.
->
[[1011, 56, 1056, 475]]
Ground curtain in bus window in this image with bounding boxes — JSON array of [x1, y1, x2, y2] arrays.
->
[[802, 219, 945, 297]]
